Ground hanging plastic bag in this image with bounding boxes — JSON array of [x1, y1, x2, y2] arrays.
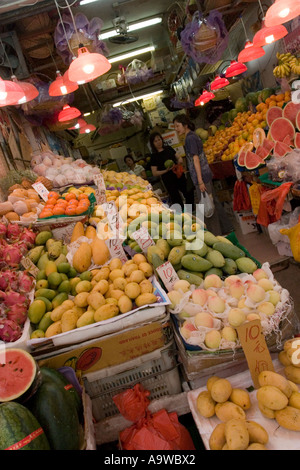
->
[[124, 59, 153, 85], [172, 164, 185, 178], [233, 180, 252, 212], [200, 191, 215, 218], [112, 384, 195, 451], [256, 182, 293, 227], [280, 222, 300, 262], [248, 182, 262, 215]]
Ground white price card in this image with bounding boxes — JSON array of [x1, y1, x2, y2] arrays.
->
[[102, 201, 124, 239], [105, 238, 128, 264], [32, 182, 49, 202], [132, 226, 155, 253], [21, 257, 39, 278], [93, 174, 107, 205], [156, 261, 179, 292]]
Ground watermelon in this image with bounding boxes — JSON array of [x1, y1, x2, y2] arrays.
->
[[246, 92, 259, 106], [0, 348, 38, 402], [283, 101, 300, 127], [238, 142, 254, 166], [295, 133, 300, 149], [245, 151, 265, 170], [229, 108, 238, 122], [0, 402, 50, 450], [256, 145, 269, 160], [269, 117, 295, 143], [259, 88, 275, 103], [283, 134, 294, 146], [266, 106, 283, 127], [296, 110, 300, 131], [262, 138, 274, 153], [164, 159, 174, 169], [235, 97, 248, 113], [253, 127, 266, 148], [273, 141, 292, 157]]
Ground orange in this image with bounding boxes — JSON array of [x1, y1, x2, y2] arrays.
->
[[78, 193, 89, 201], [47, 191, 59, 200], [45, 198, 56, 206], [75, 206, 87, 215], [65, 193, 77, 201], [53, 206, 65, 216], [65, 206, 77, 216], [67, 199, 79, 206]]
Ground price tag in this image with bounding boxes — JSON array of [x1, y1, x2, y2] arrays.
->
[[236, 319, 274, 388], [21, 257, 39, 278], [105, 238, 128, 264], [93, 174, 106, 205], [132, 226, 155, 253], [32, 182, 49, 202], [156, 261, 179, 292], [102, 201, 124, 239], [146, 183, 152, 191]]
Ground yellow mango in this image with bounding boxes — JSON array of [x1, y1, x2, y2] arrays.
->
[[72, 242, 92, 273], [91, 237, 110, 266], [85, 226, 97, 240], [70, 222, 85, 244]]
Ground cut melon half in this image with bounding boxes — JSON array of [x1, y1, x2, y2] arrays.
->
[[262, 138, 274, 153], [256, 145, 269, 160], [296, 110, 300, 131], [0, 348, 37, 402], [273, 141, 292, 157], [269, 117, 295, 144], [253, 128, 266, 148], [237, 142, 254, 167], [245, 151, 265, 170], [266, 106, 283, 127], [294, 133, 300, 149], [283, 101, 300, 127]]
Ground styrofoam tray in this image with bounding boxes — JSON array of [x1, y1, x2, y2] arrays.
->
[[187, 359, 300, 451]]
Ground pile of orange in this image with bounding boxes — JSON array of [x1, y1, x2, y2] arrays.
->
[[39, 191, 91, 218]]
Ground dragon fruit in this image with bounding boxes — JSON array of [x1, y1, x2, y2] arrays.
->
[[0, 271, 19, 291], [2, 244, 23, 268], [0, 318, 22, 342], [0, 223, 7, 238], [6, 223, 22, 241], [6, 303, 28, 326], [1, 290, 29, 308], [17, 271, 34, 293], [19, 228, 36, 247]]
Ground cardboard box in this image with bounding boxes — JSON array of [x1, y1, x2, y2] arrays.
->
[[235, 210, 257, 235], [36, 315, 172, 375]]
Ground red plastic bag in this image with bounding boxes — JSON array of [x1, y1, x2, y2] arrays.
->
[[233, 180, 252, 212], [112, 384, 195, 451], [172, 164, 185, 178], [256, 182, 293, 227]]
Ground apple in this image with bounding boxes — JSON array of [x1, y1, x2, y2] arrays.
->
[[192, 289, 208, 306], [258, 279, 274, 292], [229, 280, 244, 300], [221, 326, 237, 342], [247, 284, 266, 303], [253, 268, 268, 281], [257, 301, 275, 316], [180, 320, 198, 340], [205, 330, 222, 349], [204, 274, 223, 289], [208, 296, 226, 314], [167, 290, 183, 309], [173, 280, 190, 293], [224, 275, 241, 287], [194, 311, 214, 328], [228, 308, 246, 327], [268, 290, 281, 306]]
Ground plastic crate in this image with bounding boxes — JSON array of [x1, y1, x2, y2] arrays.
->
[[83, 340, 182, 422]]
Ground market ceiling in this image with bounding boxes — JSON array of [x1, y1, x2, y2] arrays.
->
[[0, 0, 255, 115]]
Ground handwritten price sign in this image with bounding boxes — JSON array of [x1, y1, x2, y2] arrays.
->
[[31, 182, 49, 202], [102, 201, 124, 239], [93, 174, 106, 205], [105, 238, 128, 264], [132, 226, 155, 253], [237, 319, 274, 388], [156, 261, 179, 292]]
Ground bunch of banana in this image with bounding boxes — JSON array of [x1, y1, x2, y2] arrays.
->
[[273, 63, 291, 78], [290, 57, 300, 75], [276, 52, 295, 64]]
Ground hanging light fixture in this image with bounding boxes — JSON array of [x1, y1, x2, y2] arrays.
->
[[58, 104, 81, 122], [195, 90, 215, 106], [68, 46, 111, 84], [0, 77, 25, 107], [225, 60, 248, 78], [238, 40, 265, 62], [79, 123, 96, 134], [265, 0, 300, 27], [210, 75, 230, 91], [68, 118, 87, 129], [10, 76, 39, 104], [49, 71, 78, 96], [253, 0, 288, 46]]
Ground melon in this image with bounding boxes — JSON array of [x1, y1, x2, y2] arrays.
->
[[283, 101, 300, 127], [245, 151, 265, 170], [235, 97, 248, 113], [262, 138, 274, 153], [266, 106, 283, 127], [283, 134, 294, 146], [295, 133, 300, 149], [238, 142, 254, 166], [256, 145, 269, 160], [273, 141, 292, 157], [253, 127, 266, 148], [296, 110, 300, 131], [0, 348, 37, 402], [164, 159, 175, 169], [269, 117, 295, 143]]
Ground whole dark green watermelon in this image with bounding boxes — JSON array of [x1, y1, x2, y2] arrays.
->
[[0, 402, 50, 450]]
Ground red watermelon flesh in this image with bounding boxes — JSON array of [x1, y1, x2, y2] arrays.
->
[[237, 150, 246, 166], [266, 106, 283, 127], [283, 135, 294, 146], [283, 101, 300, 127], [273, 141, 292, 157], [0, 348, 37, 402], [296, 110, 300, 131], [245, 151, 265, 170], [256, 145, 269, 160], [269, 117, 295, 143], [262, 138, 274, 152], [295, 133, 300, 149]]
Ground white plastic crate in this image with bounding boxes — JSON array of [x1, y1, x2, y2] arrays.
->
[[83, 340, 182, 422]]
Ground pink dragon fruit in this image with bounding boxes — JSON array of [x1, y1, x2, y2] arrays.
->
[[0, 318, 22, 342], [19, 228, 36, 247], [2, 290, 29, 308], [6, 223, 22, 241], [6, 303, 28, 326], [2, 245, 23, 268], [0, 223, 7, 239], [17, 271, 34, 293], [0, 270, 19, 291], [14, 240, 29, 256]]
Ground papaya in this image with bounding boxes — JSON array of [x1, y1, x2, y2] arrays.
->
[[85, 226, 97, 240], [91, 238, 110, 266], [70, 222, 85, 244], [181, 253, 213, 272], [72, 243, 92, 273]]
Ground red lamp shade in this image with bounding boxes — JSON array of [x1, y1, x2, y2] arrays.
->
[[68, 118, 87, 130], [238, 41, 265, 63], [68, 47, 111, 84], [195, 90, 215, 106], [49, 71, 78, 96], [58, 104, 81, 122], [225, 60, 248, 78], [10, 76, 39, 104], [265, 0, 300, 27], [210, 75, 230, 91], [0, 77, 25, 107], [253, 21, 288, 46], [79, 124, 96, 134]]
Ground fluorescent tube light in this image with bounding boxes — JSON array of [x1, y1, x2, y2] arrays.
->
[[99, 17, 162, 40], [112, 89, 163, 107], [108, 46, 155, 64], [79, 0, 99, 5]]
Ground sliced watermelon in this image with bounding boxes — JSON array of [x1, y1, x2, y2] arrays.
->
[[269, 117, 295, 144], [283, 101, 300, 127], [237, 150, 246, 166], [256, 145, 269, 160], [245, 151, 265, 170], [273, 141, 292, 157], [295, 133, 300, 149], [266, 106, 283, 127], [262, 138, 274, 152], [253, 128, 266, 148], [0, 349, 37, 402], [283, 134, 294, 146], [296, 110, 300, 131]]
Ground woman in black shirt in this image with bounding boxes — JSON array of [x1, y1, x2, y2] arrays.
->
[[149, 132, 193, 209]]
